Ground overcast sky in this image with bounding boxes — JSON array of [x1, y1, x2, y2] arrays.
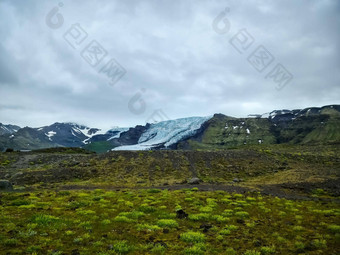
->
[[0, 0, 339, 130]]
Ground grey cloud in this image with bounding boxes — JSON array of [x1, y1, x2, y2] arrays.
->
[[0, 0, 339, 129]]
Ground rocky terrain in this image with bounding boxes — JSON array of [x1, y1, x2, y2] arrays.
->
[[1, 144, 339, 199]]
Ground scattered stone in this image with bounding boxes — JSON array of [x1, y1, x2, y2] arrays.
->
[[176, 209, 188, 219], [0, 180, 13, 191], [200, 223, 213, 233], [188, 177, 201, 185], [236, 219, 245, 225], [254, 239, 263, 247], [233, 178, 240, 183], [71, 249, 80, 255], [155, 241, 168, 248]]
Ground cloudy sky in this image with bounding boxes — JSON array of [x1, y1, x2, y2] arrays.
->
[[0, 0, 339, 130]]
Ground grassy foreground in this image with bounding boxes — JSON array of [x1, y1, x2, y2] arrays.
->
[[0, 188, 339, 255]]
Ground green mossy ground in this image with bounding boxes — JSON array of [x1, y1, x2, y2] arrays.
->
[[0, 189, 339, 254], [0, 145, 339, 254]]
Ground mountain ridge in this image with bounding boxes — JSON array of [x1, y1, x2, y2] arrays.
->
[[0, 104, 339, 152]]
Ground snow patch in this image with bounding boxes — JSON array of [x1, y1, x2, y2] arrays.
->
[[45, 131, 56, 141]]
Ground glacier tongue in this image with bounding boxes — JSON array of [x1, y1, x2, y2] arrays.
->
[[107, 128, 129, 140], [113, 116, 211, 150]]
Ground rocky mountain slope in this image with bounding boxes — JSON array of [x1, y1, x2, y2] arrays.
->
[[0, 105, 339, 152], [0, 123, 20, 136]]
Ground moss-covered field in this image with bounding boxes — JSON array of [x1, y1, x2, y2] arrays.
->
[[1, 188, 339, 254]]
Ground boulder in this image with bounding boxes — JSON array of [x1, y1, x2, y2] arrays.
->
[[0, 180, 13, 191], [176, 209, 188, 219], [188, 177, 201, 185]]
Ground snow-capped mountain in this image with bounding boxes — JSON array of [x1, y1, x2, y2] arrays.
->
[[0, 123, 20, 136], [113, 116, 211, 150], [34, 122, 106, 147], [250, 105, 340, 122]]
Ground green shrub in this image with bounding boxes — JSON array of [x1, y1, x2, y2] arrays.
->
[[73, 237, 83, 244], [311, 239, 327, 249], [235, 211, 249, 219], [292, 226, 304, 232], [294, 241, 305, 251], [180, 231, 205, 243], [150, 243, 166, 254], [112, 240, 133, 254], [114, 216, 136, 223], [4, 238, 19, 247], [219, 229, 231, 235], [183, 243, 206, 255], [101, 219, 111, 225], [199, 206, 213, 213], [225, 225, 238, 231], [31, 214, 59, 225], [136, 224, 161, 231], [78, 221, 92, 230], [260, 246, 276, 254], [211, 215, 229, 222], [139, 204, 156, 213], [119, 211, 145, 219], [10, 199, 31, 206], [222, 209, 233, 217], [244, 250, 260, 255], [76, 209, 96, 216], [65, 230, 75, 236], [328, 224, 340, 233], [188, 213, 210, 221], [157, 219, 179, 228], [225, 248, 236, 255]]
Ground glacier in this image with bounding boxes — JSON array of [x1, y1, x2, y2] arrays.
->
[[113, 116, 212, 150], [107, 127, 129, 140]]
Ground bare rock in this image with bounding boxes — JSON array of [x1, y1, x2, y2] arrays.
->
[[0, 180, 13, 191], [188, 177, 201, 185]]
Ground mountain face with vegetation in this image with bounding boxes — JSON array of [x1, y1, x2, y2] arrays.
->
[[177, 105, 340, 150], [0, 105, 339, 152]]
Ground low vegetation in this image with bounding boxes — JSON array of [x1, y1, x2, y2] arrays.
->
[[0, 189, 339, 254]]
